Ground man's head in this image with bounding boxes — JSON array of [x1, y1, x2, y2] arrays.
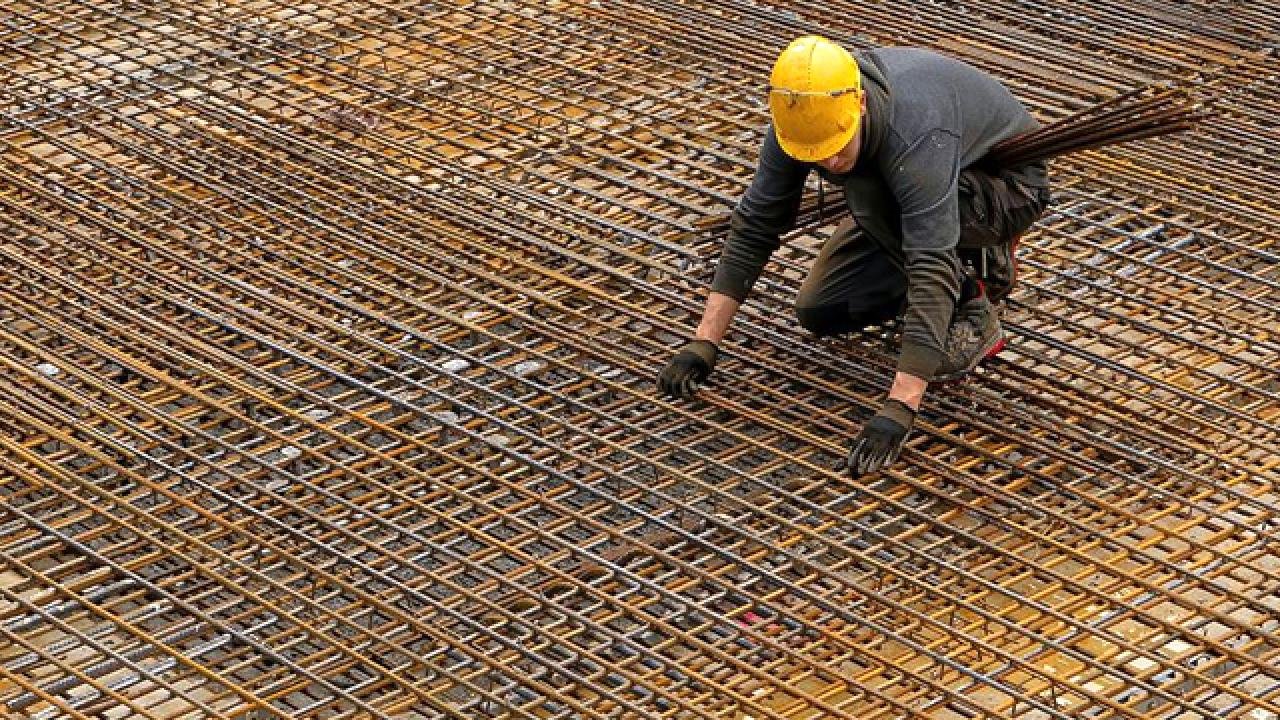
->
[[768, 36, 865, 170]]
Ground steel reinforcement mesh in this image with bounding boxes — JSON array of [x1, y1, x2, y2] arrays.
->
[[0, 1, 1277, 718]]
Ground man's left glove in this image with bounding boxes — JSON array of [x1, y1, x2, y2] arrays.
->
[[657, 339, 718, 399], [848, 399, 916, 476]]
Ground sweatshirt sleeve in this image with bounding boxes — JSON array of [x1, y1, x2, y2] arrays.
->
[[888, 128, 966, 379], [710, 126, 810, 302]]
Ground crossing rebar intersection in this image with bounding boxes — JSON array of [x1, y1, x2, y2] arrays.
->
[[0, 1, 1277, 718]]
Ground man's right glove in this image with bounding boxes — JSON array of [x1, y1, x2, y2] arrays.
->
[[657, 339, 718, 399], [847, 399, 916, 476]]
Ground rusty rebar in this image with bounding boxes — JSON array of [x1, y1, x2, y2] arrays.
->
[[0, 1, 1277, 719]]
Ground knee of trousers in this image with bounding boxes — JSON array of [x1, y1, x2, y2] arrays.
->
[[794, 303, 847, 338]]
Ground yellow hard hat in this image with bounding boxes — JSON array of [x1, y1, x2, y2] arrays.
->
[[768, 36, 862, 162]]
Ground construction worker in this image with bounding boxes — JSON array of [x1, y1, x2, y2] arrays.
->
[[658, 37, 1051, 475]]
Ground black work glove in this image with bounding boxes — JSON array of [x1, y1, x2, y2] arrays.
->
[[848, 399, 916, 476], [657, 339, 718, 399]]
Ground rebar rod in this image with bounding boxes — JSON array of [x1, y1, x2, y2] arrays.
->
[[1, 1, 1277, 719]]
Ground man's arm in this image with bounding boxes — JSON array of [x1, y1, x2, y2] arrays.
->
[[694, 292, 740, 344], [658, 126, 807, 399], [888, 371, 929, 410], [847, 128, 964, 475], [708, 126, 810, 304], [890, 129, 966, 388]]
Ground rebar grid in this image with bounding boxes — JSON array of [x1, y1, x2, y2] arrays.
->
[[0, 1, 1276, 718]]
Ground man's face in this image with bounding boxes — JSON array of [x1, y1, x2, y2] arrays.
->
[[815, 93, 867, 175], [816, 133, 860, 174]]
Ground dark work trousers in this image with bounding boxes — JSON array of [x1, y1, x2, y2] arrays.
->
[[795, 161, 1051, 337]]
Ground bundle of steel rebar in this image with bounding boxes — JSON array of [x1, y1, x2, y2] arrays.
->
[[983, 84, 1207, 169]]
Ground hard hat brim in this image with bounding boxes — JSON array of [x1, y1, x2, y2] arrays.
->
[[773, 117, 859, 163]]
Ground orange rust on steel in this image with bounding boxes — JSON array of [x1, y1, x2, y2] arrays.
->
[[0, 212, 1003, 717], [1, 1, 1278, 719]]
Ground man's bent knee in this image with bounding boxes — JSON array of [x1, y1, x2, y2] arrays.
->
[[795, 303, 849, 337], [796, 298, 904, 337]]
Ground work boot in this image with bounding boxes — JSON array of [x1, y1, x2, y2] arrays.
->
[[932, 291, 1005, 382]]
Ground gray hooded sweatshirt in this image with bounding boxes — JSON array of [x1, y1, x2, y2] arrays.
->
[[711, 46, 1046, 378]]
